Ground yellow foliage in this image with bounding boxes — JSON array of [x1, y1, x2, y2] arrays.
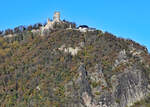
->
[[2, 42, 8, 48], [70, 66, 77, 71], [0, 49, 7, 56], [11, 41, 19, 49], [8, 66, 15, 72], [0, 37, 4, 43], [60, 57, 64, 62], [4, 48, 10, 53], [0, 47, 10, 56]]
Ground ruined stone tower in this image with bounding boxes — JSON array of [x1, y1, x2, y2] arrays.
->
[[53, 12, 60, 22], [47, 18, 51, 24], [41, 12, 61, 33]]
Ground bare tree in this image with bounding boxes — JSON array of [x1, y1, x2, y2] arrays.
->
[[27, 25, 33, 31], [5, 29, 13, 35], [33, 23, 42, 30], [14, 25, 26, 33], [0, 30, 3, 36]]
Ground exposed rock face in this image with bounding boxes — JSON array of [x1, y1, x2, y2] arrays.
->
[[71, 64, 150, 107], [113, 67, 149, 107], [58, 44, 81, 56], [76, 65, 92, 97], [114, 49, 128, 68]]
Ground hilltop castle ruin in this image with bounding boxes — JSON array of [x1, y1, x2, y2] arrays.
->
[[3, 11, 96, 38], [41, 12, 61, 31], [53, 12, 60, 22], [41, 11, 96, 33]]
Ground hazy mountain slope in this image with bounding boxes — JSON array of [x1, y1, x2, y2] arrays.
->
[[0, 28, 150, 107]]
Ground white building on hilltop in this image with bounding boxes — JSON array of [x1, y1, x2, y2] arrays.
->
[[77, 25, 96, 32]]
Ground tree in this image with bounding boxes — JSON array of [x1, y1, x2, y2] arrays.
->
[[14, 27, 20, 33], [5, 29, 13, 35], [0, 30, 3, 36], [14, 26, 26, 33], [33, 23, 42, 30], [27, 25, 33, 31]]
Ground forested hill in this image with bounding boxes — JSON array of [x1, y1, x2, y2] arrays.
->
[[0, 20, 150, 107]]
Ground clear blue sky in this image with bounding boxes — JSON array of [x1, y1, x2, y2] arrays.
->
[[0, 0, 150, 52]]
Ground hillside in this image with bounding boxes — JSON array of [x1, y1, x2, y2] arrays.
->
[[0, 13, 150, 107]]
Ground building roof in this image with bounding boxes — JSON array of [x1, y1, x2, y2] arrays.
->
[[78, 25, 89, 28]]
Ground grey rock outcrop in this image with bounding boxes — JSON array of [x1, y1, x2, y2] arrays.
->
[[71, 64, 150, 107]]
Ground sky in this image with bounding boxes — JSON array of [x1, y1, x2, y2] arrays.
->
[[0, 0, 150, 52]]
